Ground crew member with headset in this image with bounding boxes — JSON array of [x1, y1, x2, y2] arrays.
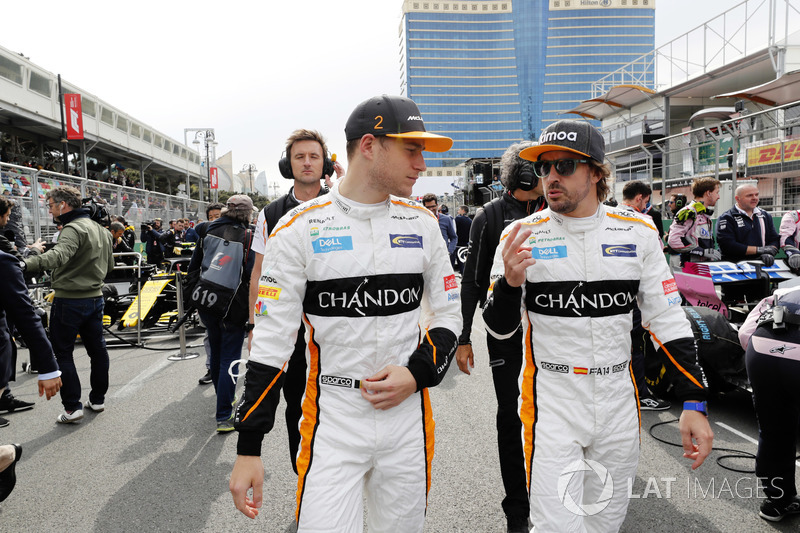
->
[[247, 129, 344, 473], [455, 141, 545, 533]]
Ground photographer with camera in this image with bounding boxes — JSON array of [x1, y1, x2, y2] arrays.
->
[[140, 218, 164, 265], [22, 186, 114, 425], [158, 218, 185, 259]]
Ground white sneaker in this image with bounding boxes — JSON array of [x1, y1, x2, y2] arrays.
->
[[85, 400, 105, 413], [56, 409, 84, 424]]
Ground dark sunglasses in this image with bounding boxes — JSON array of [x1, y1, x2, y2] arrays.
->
[[532, 158, 589, 178]]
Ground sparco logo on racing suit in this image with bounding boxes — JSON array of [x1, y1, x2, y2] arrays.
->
[[525, 280, 639, 318], [304, 273, 424, 318]]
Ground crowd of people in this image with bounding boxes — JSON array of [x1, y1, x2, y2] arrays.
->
[[0, 93, 798, 532]]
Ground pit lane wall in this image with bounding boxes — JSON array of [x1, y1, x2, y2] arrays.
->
[[0, 162, 207, 244]]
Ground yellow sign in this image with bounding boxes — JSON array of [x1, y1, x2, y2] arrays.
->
[[121, 278, 171, 327], [258, 285, 281, 300], [747, 142, 782, 167], [747, 140, 800, 167]]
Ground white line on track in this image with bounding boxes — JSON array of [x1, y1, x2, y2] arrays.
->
[[112, 358, 172, 399], [715, 421, 800, 468], [715, 422, 758, 445]]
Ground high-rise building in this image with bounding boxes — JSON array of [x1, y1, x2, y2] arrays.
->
[[400, 0, 655, 170]]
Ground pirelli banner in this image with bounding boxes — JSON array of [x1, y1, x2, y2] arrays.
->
[[747, 139, 800, 169]]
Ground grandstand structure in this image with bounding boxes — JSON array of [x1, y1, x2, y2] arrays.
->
[[0, 43, 210, 199]]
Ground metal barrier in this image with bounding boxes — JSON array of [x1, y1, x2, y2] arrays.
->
[[109, 252, 145, 346], [0, 161, 207, 244], [607, 99, 800, 213]]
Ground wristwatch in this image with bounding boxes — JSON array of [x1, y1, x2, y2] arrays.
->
[[683, 401, 708, 416], [244, 322, 255, 332]]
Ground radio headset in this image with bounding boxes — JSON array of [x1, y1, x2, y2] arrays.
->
[[516, 160, 537, 191], [674, 194, 687, 210], [278, 151, 335, 180]]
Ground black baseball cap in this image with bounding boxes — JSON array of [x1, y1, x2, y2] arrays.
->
[[520, 120, 605, 163], [345, 95, 453, 152]]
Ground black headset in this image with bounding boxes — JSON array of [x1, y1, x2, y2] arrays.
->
[[674, 194, 687, 210], [516, 160, 537, 191], [278, 150, 335, 180]]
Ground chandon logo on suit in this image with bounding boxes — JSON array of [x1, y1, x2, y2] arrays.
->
[[304, 273, 424, 318], [525, 280, 639, 318]]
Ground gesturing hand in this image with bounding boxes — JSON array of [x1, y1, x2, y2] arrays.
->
[[501, 223, 535, 288]]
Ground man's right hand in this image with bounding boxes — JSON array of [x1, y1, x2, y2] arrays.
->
[[456, 344, 474, 375], [501, 223, 535, 288], [230, 455, 264, 519], [38, 377, 61, 400]]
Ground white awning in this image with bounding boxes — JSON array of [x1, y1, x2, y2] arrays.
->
[[563, 85, 656, 120], [712, 70, 800, 106]]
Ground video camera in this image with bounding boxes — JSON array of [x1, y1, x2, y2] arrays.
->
[[141, 220, 161, 231], [82, 197, 111, 227]]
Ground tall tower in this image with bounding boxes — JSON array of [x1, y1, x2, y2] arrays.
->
[[400, 0, 655, 169]]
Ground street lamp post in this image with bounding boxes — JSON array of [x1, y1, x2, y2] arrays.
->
[[187, 129, 216, 202], [242, 163, 257, 194]]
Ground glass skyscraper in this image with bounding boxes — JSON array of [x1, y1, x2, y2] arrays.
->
[[400, 0, 655, 169]]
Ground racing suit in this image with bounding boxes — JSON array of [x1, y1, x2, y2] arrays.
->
[[716, 205, 779, 262], [779, 210, 800, 270], [235, 182, 462, 532], [252, 186, 328, 473], [459, 190, 545, 520], [667, 200, 716, 267], [739, 287, 800, 505], [483, 204, 707, 533]]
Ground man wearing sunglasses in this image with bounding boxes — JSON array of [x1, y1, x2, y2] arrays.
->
[[483, 120, 713, 532]]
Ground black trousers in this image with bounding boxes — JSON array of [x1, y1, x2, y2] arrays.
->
[[746, 341, 800, 502], [487, 327, 529, 519], [284, 323, 308, 475]]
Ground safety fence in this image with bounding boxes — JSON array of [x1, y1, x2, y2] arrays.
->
[[1, 162, 207, 243], [607, 99, 800, 214]]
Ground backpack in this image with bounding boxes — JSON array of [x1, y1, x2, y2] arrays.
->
[[189, 224, 252, 319], [473, 198, 505, 304]]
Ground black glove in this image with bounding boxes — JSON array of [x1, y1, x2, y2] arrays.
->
[[756, 245, 778, 256], [760, 253, 775, 267], [788, 254, 800, 269]]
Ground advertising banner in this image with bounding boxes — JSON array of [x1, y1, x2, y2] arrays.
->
[[64, 93, 84, 140]]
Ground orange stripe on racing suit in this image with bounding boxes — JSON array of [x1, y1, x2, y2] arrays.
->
[[606, 212, 657, 233], [628, 360, 642, 434], [425, 330, 437, 365], [270, 201, 332, 239], [648, 331, 705, 391], [295, 314, 321, 524], [240, 361, 287, 423], [520, 313, 537, 491], [421, 388, 435, 504], [390, 199, 437, 219], [499, 217, 551, 244]]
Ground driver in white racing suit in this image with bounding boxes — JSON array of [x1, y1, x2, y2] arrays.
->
[[483, 120, 714, 533], [229, 95, 461, 532]]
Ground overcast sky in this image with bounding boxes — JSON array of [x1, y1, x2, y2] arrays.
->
[[3, 0, 744, 196]]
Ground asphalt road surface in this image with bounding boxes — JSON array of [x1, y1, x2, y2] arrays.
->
[[1, 316, 798, 532]]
